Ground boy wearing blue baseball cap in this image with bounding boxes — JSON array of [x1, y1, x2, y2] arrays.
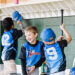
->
[[40, 23, 72, 75]]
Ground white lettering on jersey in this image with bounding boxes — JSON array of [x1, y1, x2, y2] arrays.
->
[[47, 47, 58, 60], [2, 34, 10, 46]]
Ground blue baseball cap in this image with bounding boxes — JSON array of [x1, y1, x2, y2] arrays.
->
[[40, 28, 56, 42], [12, 11, 22, 21]]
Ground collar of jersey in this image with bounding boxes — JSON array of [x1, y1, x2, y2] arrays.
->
[[28, 41, 38, 47]]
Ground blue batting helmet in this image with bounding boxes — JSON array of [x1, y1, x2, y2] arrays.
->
[[12, 11, 22, 21], [40, 28, 56, 42]]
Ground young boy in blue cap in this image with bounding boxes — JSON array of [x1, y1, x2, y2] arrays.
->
[[40, 24, 72, 75], [1, 17, 24, 75]]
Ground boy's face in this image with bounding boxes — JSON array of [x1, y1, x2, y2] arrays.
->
[[25, 31, 38, 44]]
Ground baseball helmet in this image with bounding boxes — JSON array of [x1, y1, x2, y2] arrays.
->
[[12, 11, 22, 21], [40, 28, 56, 42]]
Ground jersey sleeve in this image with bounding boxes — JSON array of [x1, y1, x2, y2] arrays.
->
[[34, 43, 45, 68], [58, 40, 68, 48], [41, 43, 45, 59], [19, 46, 27, 75], [19, 46, 26, 59], [20, 59, 27, 75], [12, 29, 23, 40]]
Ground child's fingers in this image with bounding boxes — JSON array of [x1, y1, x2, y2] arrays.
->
[[57, 36, 64, 41], [17, 20, 21, 24], [60, 36, 64, 38], [27, 68, 34, 74], [27, 66, 35, 74], [27, 70, 33, 74], [60, 23, 65, 29], [60, 36, 64, 40]]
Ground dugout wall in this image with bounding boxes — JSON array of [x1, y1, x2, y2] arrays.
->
[[0, 16, 75, 69]]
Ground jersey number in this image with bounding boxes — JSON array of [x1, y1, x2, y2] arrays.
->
[[2, 34, 10, 46], [47, 47, 58, 60]]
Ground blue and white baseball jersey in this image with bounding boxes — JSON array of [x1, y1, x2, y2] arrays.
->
[[44, 40, 67, 74], [22, 41, 44, 67], [2, 30, 14, 48], [19, 41, 45, 74], [1, 29, 23, 60]]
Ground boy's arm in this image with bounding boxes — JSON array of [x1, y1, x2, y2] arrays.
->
[[12, 29, 23, 40], [17, 21, 24, 33], [27, 57, 45, 74], [21, 59, 27, 75], [34, 44, 45, 68], [19, 46, 27, 75], [34, 57, 45, 68], [60, 23, 72, 44], [14, 21, 24, 39]]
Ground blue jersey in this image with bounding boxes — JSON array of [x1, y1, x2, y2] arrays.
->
[[44, 40, 67, 74], [2, 30, 14, 49], [21, 41, 44, 67], [1, 29, 23, 60]]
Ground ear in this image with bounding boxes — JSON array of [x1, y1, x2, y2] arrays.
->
[[35, 33, 38, 38], [55, 35, 56, 38], [11, 25, 14, 29]]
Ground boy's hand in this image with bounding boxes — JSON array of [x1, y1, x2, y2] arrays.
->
[[43, 61, 46, 64], [27, 66, 35, 74], [17, 20, 22, 24], [60, 23, 65, 31], [60, 23, 72, 44], [56, 36, 64, 41]]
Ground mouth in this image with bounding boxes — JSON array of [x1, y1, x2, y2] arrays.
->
[[28, 39, 32, 42]]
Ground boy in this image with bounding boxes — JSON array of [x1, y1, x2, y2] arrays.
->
[[40, 24, 72, 75], [19, 26, 45, 75], [1, 17, 23, 75]]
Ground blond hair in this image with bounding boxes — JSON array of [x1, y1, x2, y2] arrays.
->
[[24, 26, 38, 34]]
